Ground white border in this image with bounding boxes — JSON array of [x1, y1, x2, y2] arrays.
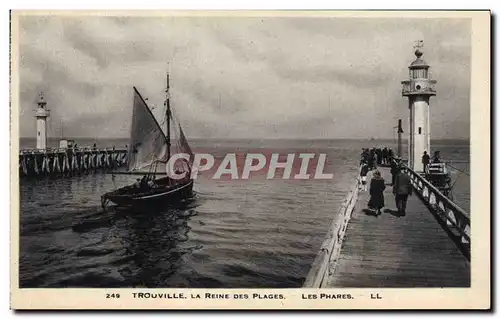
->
[[4, 1, 496, 317]]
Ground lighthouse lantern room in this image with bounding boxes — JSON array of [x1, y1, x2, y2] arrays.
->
[[401, 41, 437, 172]]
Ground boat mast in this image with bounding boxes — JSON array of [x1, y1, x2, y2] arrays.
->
[[165, 70, 171, 163]]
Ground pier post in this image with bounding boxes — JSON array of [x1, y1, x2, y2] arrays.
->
[[33, 153, 39, 175], [397, 119, 403, 158]]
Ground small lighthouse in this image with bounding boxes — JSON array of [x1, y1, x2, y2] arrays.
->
[[35, 92, 50, 150], [401, 41, 437, 172]]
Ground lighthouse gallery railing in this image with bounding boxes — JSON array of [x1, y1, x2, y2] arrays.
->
[[401, 80, 437, 95]]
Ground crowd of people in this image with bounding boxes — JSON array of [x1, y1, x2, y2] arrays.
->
[[360, 147, 394, 170], [359, 148, 445, 216], [358, 148, 412, 217]]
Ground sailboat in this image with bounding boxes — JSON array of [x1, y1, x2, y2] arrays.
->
[[101, 72, 194, 209]]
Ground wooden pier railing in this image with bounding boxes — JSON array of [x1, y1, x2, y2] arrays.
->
[[401, 164, 471, 260], [19, 147, 128, 178], [303, 179, 360, 288]]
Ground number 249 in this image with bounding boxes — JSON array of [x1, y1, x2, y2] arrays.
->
[[106, 293, 120, 299]]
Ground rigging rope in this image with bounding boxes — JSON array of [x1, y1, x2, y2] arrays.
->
[[445, 162, 469, 197], [446, 163, 470, 176]]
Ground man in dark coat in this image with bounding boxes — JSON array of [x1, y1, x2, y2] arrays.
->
[[360, 149, 369, 165], [422, 151, 430, 173], [393, 170, 412, 216], [376, 148, 383, 165], [388, 148, 394, 160], [367, 150, 374, 170]]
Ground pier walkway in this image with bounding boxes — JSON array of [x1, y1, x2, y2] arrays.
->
[[304, 166, 470, 288]]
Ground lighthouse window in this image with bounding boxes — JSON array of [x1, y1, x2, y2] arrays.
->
[[418, 127, 422, 134], [412, 69, 428, 79], [38, 132, 40, 136]]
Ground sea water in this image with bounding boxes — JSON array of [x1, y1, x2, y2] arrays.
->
[[18, 138, 470, 288]]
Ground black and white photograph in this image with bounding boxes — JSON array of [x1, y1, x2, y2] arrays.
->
[[10, 10, 490, 310]]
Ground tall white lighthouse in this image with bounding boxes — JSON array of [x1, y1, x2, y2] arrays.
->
[[401, 42, 437, 172], [35, 92, 50, 150]]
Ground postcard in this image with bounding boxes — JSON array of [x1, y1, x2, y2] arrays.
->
[[10, 10, 490, 310]]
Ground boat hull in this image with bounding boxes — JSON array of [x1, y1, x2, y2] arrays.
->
[[102, 178, 194, 209]]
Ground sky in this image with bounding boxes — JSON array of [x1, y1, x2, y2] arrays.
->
[[17, 15, 471, 140]]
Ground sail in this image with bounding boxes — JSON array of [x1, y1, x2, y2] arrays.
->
[[171, 124, 193, 175], [178, 125, 194, 162], [127, 87, 168, 171], [164, 109, 194, 177]]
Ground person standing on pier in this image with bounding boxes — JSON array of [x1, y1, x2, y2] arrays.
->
[[422, 151, 431, 174], [359, 163, 370, 191], [366, 150, 373, 169], [368, 170, 385, 216], [393, 169, 412, 216], [376, 148, 383, 166], [360, 149, 368, 165], [369, 149, 377, 170], [388, 148, 394, 161], [390, 160, 399, 186], [432, 151, 441, 163], [382, 147, 388, 165]]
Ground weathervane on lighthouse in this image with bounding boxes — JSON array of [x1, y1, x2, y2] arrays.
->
[[414, 40, 424, 50], [35, 92, 50, 150], [401, 40, 437, 172]]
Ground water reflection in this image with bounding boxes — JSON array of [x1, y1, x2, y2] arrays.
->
[[71, 199, 201, 288], [120, 207, 197, 287]]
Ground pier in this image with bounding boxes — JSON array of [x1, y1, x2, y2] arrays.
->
[[303, 42, 471, 288], [19, 147, 128, 178], [19, 92, 129, 179], [303, 165, 470, 288]]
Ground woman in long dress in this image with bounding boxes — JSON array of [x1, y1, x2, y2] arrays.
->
[[368, 170, 386, 216]]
